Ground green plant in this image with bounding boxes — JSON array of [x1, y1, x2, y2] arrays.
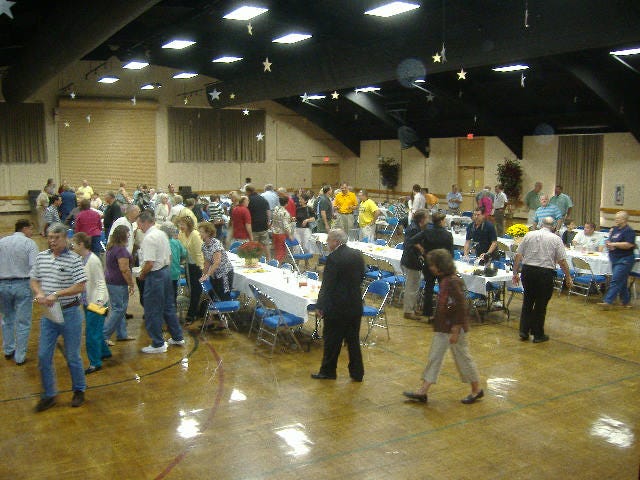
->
[[379, 156, 400, 190], [236, 241, 265, 259], [496, 157, 523, 201]]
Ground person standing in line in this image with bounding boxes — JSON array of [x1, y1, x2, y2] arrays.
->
[[524, 182, 543, 227], [548, 185, 573, 220], [177, 216, 204, 325], [43, 195, 62, 233], [493, 184, 509, 237], [103, 192, 123, 238], [245, 184, 272, 260], [31, 223, 88, 411], [598, 211, 636, 309], [333, 183, 358, 233], [271, 195, 294, 263], [357, 190, 382, 242], [315, 185, 333, 234], [230, 195, 253, 244], [311, 229, 366, 381], [59, 186, 77, 223], [77, 180, 94, 201], [512, 217, 573, 343], [71, 232, 109, 374], [532, 195, 563, 231], [0, 219, 39, 366], [36, 185, 51, 236], [409, 184, 425, 222], [463, 208, 498, 262], [403, 249, 484, 405], [74, 199, 103, 255], [400, 209, 429, 320], [136, 211, 185, 353], [295, 193, 316, 253], [446, 184, 463, 214]]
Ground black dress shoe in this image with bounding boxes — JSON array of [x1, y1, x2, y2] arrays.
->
[[532, 335, 549, 343], [519, 333, 529, 341], [461, 389, 484, 404], [71, 391, 85, 407], [35, 396, 57, 412], [351, 376, 363, 382], [5, 351, 14, 360], [84, 365, 102, 374], [403, 391, 428, 403], [311, 372, 337, 380], [125, 313, 134, 319], [16, 360, 26, 366]]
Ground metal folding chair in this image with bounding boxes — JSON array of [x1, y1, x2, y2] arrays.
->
[[361, 279, 391, 344], [284, 238, 313, 273], [253, 288, 305, 355], [568, 257, 608, 302], [199, 279, 240, 335]]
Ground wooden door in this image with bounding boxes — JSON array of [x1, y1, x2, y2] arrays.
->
[[311, 164, 340, 191]]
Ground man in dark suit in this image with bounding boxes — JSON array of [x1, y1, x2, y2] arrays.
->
[[312, 228, 366, 381], [409, 212, 454, 319], [103, 192, 123, 237]]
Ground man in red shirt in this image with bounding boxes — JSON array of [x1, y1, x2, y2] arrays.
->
[[231, 196, 253, 243]]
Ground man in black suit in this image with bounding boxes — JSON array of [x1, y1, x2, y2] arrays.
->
[[409, 212, 454, 319], [312, 228, 366, 381], [103, 192, 123, 237]]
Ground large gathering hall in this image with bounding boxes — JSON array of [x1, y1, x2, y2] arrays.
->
[[1, 1, 639, 479]]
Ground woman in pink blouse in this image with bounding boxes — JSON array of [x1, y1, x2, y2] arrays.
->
[[74, 198, 103, 255]]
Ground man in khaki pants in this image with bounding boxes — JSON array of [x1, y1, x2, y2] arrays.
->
[[333, 183, 357, 233]]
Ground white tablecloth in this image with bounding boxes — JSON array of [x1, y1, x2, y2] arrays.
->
[[228, 253, 318, 320], [445, 215, 473, 227]]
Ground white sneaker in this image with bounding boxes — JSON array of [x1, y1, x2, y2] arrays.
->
[[167, 338, 185, 346], [141, 342, 168, 354], [493, 301, 503, 308]]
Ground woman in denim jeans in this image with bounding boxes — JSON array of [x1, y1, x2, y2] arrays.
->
[[599, 211, 637, 308]]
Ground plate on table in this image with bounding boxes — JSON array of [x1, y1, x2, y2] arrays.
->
[[242, 267, 268, 273]]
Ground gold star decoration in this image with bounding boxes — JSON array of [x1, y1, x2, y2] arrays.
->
[[230, 93, 236, 99], [247, 23, 253, 35], [64, 121, 70, 128], [432, 52, 441, 63], [457, 68, 467, 80], [242, 109, 249, 115], [331, 91, 339, 100], [256, 132, 264, 141], [263, 57, 272, 72]]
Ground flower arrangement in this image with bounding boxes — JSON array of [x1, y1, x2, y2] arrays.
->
[[236, 241, 265, 259], [506, 223, 529, 238]]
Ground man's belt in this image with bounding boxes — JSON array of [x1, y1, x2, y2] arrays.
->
[[0, 277, 30, 281], [61, 298, 80, 309]]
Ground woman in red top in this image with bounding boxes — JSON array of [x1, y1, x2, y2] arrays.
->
[[74, 198, 103, 255], [403, 248, 483, 405], [231, 195, 253, 243]]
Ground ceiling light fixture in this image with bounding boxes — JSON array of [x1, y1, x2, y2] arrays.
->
[[301, 94, 326, 100], [492, 64, 529, 72], [365, 1, 420, 18], [140, 83, 162, 90], [123, 61, 149, 70], [173, 72, 198, 79], [162, 40, 196, 50], [223, 6, 268, 21], [414, 79, 425, 83], [609, 47, 640, 56], [272, 33, 312, 44], [212, 56, 243, 63], [98, 76, 119, 84], [355, 86, 381, 93]]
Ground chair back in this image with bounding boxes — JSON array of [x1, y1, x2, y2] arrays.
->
[[461, 211, 473, 218], [375, 239, 387, 246], [280, 262, 295, 272], [304, 271, 319, 280], [395, 242, 404, 250], [285, 238, 300, 248], [229, 241, 242, 251], [571, 256, 593, 274], [363, 279, 391, 312], [201, 278, 213, 293]]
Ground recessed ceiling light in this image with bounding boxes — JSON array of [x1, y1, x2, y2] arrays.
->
[[355, 86, 381, 93], [414, 79, 425, 83], [609, 47, 640, 56], [272, 33, 312, 44], [123, 61, 149, 70], [223, 6, 268, 20], [492, 64, 529, 72], [302, 94, 326, 100], [172, 72, 198, 79], [365, 1, 420, 18], [98, 76, 119, 84], [140, 83, 156, 90], [162, 40, 196, 50], [212, 56, 243, 63]]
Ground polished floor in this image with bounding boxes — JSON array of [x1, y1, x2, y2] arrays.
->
[[1, 218, 639, 479]]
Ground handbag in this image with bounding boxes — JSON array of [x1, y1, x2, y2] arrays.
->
[[87, 303, 109, 316]]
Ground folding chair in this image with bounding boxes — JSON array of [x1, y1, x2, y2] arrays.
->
[[267, 259, 279, 268], [505, 285, 524, 321], [247, 284, 276, 338], [315, 239, 329, 266], [280, 262, 295, 272], [377, 258, 405, 304], [254, 288, 305, 355], [395, 242, 404, 250], [568, 257, 608, 302], [303, 271, 322, 340], [378, 217, 400, 245], [361, 279, 391, 344], [229, 241, 243, 252], [374, 239, 388, 246], [284, 238, 313, 273], [630, 260, 640, 300], [199, 279, 240, 335]]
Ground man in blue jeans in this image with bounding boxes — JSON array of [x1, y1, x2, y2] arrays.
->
[[30, 223, 87, 411], [136, 211, 184, 353], [0, 219, 39, 366], [599, 211, 637, 308]]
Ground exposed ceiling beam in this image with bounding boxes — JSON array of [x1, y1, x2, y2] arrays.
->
[[2, 0, 161, 103]]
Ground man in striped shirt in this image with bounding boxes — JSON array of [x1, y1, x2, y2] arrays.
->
[[43, 195, 62, 232], [532, 195, 563, 231], [207, 194, 226, 240], [30, 223, 87, 411]]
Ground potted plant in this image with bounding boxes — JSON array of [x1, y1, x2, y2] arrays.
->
[[505, 223, 529, 245], [379, 156, 400, 191], [236, 241, 265, 267], [496, 157, 523, 203]]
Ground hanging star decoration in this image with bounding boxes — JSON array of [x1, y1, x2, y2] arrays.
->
[[432, 52, 441, 63], [209, 89, 221, 101], [474, 115, 478, 124], [86, 114, 91, 123], [229, 93, 236, 99], [457, 68, 467, 80], [331, 91, 339, 100], [524, 0, 529, 28], [256, 132, 264, 141], [184, 97, 189, 105], [131, 96, 137, 106], [440, 43, 447, 63], [247, 23, 253, 35], [426, 92, 435, 102], [242, 108, 249, 116], [70, 91, 76, 99], [301, 92, 309, 103], [64, 121, 70, 128], [520, 73, 526, 88], [0, 0, 16, 19], [263, 57, 272, 72]]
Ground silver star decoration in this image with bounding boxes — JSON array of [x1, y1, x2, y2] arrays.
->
[[0, 0, 16, 19], [247, 23, 253, 35], [331, 91, 339, 100], [263, 57, 272, 72], [256, 132, 264, 141], [301, 92, 309, 103], [426, 92, 435, 102], [131, 96, 137, 106], [474, 115, 478, 124], [242, 109, 249, 116], [209, 89, 221, 101], [70, 91, 76, 99], [457, 68, 467, 80], [440, 43, 447, 63], [184, 97, 189, 105], [432, 52, 441, 63], [520, 73, 526, 88], [86, 114, 91, 123], [230, 93, 236, 99], [64, 121, 70, 128]]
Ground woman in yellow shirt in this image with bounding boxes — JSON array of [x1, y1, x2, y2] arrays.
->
[[177, 216, 204, 323]]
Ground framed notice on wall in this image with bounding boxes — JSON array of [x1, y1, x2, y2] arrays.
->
[[614, 184, 624, 205]]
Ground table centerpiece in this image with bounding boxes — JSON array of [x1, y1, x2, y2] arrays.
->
[[505, 223, 529, 245], [236, 241, 265, 267]]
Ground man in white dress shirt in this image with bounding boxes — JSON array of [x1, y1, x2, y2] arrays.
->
[[493, 184, 509, 236]]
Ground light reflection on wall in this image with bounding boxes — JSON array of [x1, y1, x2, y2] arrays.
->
[[590, 416, 634, 448], [275, 423, 314, 457]]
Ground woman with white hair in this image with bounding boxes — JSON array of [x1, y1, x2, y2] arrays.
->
[[154, 194, 170, 222]]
